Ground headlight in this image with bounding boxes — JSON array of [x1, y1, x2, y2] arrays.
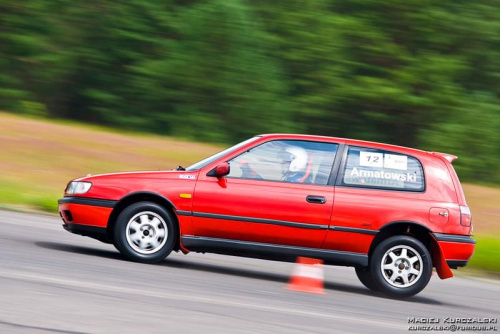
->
[[66, 181, 92, 194]]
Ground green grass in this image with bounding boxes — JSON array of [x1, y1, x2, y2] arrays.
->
[[467, 236, 500, 274], [0, 181, 60, 212]]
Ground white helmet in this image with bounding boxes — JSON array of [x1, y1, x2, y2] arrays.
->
[[282, 146, 308, 173]]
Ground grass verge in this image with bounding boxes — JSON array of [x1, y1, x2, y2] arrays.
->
[[467, 236, 500, 275], [0, 112, 221, 213]]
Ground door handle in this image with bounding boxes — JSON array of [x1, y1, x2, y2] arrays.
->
[[306, 195, 327, 204]]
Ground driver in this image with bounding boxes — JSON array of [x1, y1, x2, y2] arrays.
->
[[279, 146, 310, 183]]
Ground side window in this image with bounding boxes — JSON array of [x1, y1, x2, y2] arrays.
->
[[342, 147, 425, 191], [228, 140, 338, 185]]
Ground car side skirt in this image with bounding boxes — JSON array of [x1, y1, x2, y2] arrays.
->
[[181, 236, 368, 267]]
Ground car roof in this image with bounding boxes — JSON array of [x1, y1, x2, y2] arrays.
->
[[257, 133, 430, 158]]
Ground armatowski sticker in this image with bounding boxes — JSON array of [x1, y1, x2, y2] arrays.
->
[[350, 168, 417, 182], [179, 175, 196, 180]]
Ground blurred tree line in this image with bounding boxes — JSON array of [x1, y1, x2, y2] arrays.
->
[[0, 0, 499, 184]]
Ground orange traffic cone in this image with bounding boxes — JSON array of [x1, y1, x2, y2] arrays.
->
[[286, 257, 325, 294]]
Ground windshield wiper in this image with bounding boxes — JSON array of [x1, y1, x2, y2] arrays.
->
[[176, 165, 186, 171]]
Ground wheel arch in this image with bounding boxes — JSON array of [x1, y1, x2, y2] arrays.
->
[[106, 192, 180, 250], [368, 220, 452, 279], [369, 220, 433, 256]]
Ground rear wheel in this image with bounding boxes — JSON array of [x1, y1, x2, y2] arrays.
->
[[370, 235, 432, 298], [113, 202, 176, 263], [355, 267, 379, 291]]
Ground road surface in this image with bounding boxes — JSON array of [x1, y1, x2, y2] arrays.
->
[[0, 210, 498, 333]]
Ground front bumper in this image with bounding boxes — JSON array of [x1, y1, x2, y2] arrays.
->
[[58, 196, 116, 242]]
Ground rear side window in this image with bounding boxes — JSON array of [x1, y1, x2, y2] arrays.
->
[[342, 147, 425, 191]]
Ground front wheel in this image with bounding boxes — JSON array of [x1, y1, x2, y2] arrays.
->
[[113, 202, 177, 263], [370, 235, 432, 298], [355, 267, 379, 291]]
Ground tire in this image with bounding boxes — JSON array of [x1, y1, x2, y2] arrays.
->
[[113, 201, 177, 263], [355, 267, 379, 291], [370, 235, 432, 298]]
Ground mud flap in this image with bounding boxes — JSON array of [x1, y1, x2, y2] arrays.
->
[[179, 240, 190, 254], [430, 234, 453, 279]]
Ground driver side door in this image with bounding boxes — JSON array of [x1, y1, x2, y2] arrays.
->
[[191, 140, 339, 248]]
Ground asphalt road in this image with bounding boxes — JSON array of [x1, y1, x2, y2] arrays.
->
[[0, 210, 498, 334]]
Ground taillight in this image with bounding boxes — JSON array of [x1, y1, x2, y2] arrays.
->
[[460, 206, 472, 227]]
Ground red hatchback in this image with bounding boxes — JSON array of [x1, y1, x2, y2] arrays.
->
[[58, 134, 475, 297]]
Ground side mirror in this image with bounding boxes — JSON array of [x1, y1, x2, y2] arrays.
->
[[207, 162, 230, 178]]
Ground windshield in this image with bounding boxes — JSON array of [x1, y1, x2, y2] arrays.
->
[[185, 137, 260, 171]]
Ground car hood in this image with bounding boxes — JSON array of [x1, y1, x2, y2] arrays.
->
[[75, 170, 198, 182], [67, 169, 200, 201]]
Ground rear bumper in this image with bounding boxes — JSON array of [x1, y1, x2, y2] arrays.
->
[[433, 233, 476, 268], [446, 260, 469, 269], [58, 196, 116, 242]]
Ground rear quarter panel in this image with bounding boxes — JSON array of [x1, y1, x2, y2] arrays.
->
[[325, 151, 466, 253]]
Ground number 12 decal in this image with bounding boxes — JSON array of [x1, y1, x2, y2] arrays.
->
[[359, 152, 384, 167]]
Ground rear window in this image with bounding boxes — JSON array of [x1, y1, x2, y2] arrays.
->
[[342, 146, 425, 192]]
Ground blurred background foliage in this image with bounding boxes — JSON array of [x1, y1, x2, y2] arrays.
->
[[0, 0, 499, 184]]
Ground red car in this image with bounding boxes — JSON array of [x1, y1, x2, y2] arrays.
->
[[58, 134, 475, 298]]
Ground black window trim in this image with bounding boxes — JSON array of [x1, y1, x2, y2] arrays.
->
[[327, 143, 346, 186], [335, 145, 426, 193], [221, 139, 342, 187]]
